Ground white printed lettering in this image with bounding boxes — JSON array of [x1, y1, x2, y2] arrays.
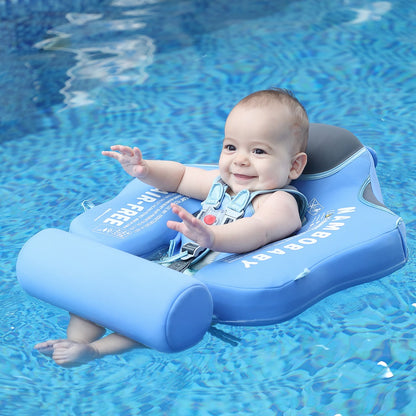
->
[[338, 207, 356, 214], [298, 238, 317, 245], [111, 213, 130, 222], [311, 231, 331, 239], [118, 208, 138, 217], [103, 217, 123, 226], [284, 243, 304, 251], [137, 195, 157, 203], [323, 222, 344, 231], [242, 260, 258, 268], [267, 248, 286, 255], [253, 254, 272, 261], [127, 203, 144, 212]]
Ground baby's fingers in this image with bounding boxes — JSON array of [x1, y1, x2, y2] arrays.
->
[[110, 144, 133, 154], [102, 145, 130, 159], [170, 203, 196, 224], [132, 147, 143, 161], [166, 219, 181, 232], [102, 145, 143, 163], [102, 150, 119, 159]]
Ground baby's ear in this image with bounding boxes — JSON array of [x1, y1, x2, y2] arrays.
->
[[289, 152, 307, 180]]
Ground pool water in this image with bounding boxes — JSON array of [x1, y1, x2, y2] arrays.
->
[[1, 0, 415, 414]]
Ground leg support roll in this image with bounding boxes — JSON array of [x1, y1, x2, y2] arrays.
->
[[16, 229, 213, 353]]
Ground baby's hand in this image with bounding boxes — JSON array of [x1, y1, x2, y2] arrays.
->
[[102, 145, 148, 179], [167, 203, 215, 249]]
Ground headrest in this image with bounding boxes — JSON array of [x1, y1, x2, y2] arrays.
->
[[303, 123, 363, 175]]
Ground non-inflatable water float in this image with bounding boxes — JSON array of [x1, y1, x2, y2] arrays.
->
[[16, 124, 408, 353]]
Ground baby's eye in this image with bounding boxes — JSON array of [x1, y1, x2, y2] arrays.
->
[[253, 148, 266, 155], [224, 144, 236, 151]]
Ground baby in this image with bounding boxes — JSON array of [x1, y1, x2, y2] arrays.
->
[[35, 88, 309, 367]]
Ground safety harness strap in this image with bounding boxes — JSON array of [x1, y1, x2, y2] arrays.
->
[[162, 177, 308, 271], [164, 185, 260, 270]]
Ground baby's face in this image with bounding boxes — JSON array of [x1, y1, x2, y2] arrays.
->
[[219, 103, 300, 195]]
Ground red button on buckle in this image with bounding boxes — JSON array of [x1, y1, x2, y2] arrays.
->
[[203, 214, 216, 225]]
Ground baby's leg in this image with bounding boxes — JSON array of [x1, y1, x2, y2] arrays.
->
[[35, 314, 142, 367], [66, 313, 106, 343], [52, 333, 142, 368], [34, 314, 105, 359]]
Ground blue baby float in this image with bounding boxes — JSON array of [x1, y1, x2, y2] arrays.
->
[[16, 124, 408, 353]]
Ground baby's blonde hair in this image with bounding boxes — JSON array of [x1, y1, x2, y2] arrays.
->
[[237, 88, 309, 152]]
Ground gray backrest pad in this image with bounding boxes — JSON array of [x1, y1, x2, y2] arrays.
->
[[303, 123, 363, 174]]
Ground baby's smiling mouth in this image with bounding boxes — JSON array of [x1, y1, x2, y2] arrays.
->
[[233, 173, 256, 180]]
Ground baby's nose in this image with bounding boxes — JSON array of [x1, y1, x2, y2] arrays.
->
[[234, 152, 249, 165]]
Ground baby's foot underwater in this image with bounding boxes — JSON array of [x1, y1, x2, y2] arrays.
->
[[35, 339, 99, 367], [34, 339, 64, 357]]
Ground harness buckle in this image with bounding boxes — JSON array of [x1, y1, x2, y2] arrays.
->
[[222, 208, 244, 224], [181, 242, 206, 260]]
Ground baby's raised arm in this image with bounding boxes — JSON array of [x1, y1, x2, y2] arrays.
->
[[102, 145, 218, 199]]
